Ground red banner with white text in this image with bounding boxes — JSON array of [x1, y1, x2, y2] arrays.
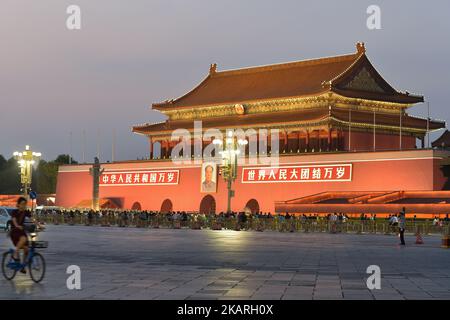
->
[[241, 164, 352, 183], [100, 170, 179, 186]]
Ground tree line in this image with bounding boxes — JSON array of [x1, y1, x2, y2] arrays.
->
[[0, 154, 76, 194]]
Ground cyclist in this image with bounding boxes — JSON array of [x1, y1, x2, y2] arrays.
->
[[10, 196, 32, 273]]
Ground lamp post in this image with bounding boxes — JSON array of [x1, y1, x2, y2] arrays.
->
[[13, 145, 41, 197], [213, 131, 248, 213]]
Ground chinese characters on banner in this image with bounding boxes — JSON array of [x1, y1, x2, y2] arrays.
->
[[100, 170, 179, 186], [241, 164, 352, 183]]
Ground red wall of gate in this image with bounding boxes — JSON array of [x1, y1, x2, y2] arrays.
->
[[55, 149, 449, 213]]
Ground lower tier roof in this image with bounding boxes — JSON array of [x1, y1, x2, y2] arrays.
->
[[133, 108, 445, 136]]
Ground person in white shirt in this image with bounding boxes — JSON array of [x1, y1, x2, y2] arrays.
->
[[433, 217, 439, 226]]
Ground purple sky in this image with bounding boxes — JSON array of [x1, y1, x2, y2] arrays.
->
[[1, 0, 449, 161]]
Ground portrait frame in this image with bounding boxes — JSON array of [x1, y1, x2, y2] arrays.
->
[[200, 162, 217, 193]]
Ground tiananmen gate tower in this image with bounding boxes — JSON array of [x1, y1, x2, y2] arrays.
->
[[56, 43, 450, 217]]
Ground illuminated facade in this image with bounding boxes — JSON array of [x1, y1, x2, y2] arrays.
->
[[56, 43, 450, 215]]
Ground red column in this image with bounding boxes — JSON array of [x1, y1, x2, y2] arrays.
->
[[335, 130, 340, 150], [162, 140, 167, 159], [164, 139, 170, 159], [256, 132, 259, 155], [168, 140, 174, 159], [328, 128, 332, 151], [316, 130, 321, 151], [149, 137, 153, 159], [284, 131, 288, 153], [305, 130, 310, 152]]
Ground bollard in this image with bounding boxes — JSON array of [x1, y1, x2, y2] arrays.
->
[[356, 222, 362, 234], [442, 235, 450, 248], [424, 224, 430, 236], [384, 223, 390, 235], [330, 222, 337, 234]]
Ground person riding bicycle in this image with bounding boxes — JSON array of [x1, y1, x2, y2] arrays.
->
[[10, 197, 32, 273]]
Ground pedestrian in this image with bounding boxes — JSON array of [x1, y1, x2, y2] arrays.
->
[[433, 216, 439, 226], [10, 197, 32, 274], [389, 214, 398, 233], [444, 214, 450, 224], [399, 208, 406, 245], [87, 209, 94, 225]]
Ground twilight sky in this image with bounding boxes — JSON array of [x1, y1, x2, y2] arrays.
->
[[1, 0, 449, 161]]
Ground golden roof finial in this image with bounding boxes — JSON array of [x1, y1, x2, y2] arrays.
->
[[209, 63, 217, 75], [356, 42, 366, 54]]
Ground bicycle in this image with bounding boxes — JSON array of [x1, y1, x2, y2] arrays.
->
[[1, 230, 48, 283]]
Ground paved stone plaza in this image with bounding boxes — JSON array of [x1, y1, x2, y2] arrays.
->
[[0, 225, 449, 300]]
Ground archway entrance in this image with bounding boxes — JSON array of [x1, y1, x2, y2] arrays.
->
[[244, 199, 260, 214], [160, 199, 173, 213], [131, 202, 142, 211], [199, 195, 216, 214]]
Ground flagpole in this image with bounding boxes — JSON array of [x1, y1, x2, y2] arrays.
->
[[69, 131, 73, 164], [82, 130, 86, 163], [348, 108, 352, 151], [427, 101, 430, 148], [399, 108, 402, 150], [112, 128, 116, 162], [373, 109, 376, 151], [97, 128, 101, 160]]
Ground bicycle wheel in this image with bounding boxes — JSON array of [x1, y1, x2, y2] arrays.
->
[[28, 252, 46, 283], [1, 252, 17, 281]]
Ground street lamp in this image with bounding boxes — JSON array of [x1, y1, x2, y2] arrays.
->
[[213, 130, 248, 213], [13, 145, 41, 197]]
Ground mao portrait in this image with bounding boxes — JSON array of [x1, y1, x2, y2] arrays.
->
[[201, 162, 217, 193]]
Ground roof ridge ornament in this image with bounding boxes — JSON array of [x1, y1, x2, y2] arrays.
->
[[321, 80, 332, 89], [209, 63, 217, 75], [356, 42, 366, 54]]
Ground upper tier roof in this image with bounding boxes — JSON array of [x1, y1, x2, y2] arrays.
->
[[153, 42, 424, 109]]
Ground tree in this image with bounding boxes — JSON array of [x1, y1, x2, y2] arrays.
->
[[0, 157, 21, 194], [0, 154, 77, 194], [54, 154, 78, 165], [34, 160, 55, 194], [34, 155, 77, 194], [0, 155, 7, 170]]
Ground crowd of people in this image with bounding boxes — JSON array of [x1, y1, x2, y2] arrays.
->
[[33, 208, 450, 234]]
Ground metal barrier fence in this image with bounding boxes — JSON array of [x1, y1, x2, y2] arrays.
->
[[35, 214, 450, 235]]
